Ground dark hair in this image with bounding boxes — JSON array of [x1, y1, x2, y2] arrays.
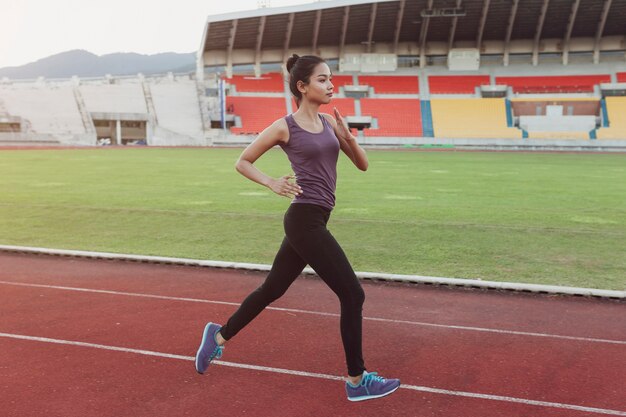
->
[[286, 54, 326, 105]]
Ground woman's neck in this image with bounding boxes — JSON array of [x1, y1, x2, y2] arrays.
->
[[294, 100, 321, 122]]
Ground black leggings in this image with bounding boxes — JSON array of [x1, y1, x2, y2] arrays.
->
[[219, 203, 366, 377]]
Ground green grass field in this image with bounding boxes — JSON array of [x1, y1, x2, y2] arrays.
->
[[0, 147, 624, 291]]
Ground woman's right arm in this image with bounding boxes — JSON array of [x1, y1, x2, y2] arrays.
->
[[235, 119, 303, 199]]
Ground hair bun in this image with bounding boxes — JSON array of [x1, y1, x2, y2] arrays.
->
[[286, 54, 300, 73]]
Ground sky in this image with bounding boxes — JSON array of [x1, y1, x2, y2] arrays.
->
[[0, 0, 319, 68]]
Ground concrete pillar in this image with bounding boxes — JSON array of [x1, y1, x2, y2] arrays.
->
[[116, 120, 122, 145], [146, 120, 152, 146], [109, 121, 116, 144]]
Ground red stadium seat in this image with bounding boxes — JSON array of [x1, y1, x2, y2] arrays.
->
[[226, 73, 284, 93], [358, 76, 419, 94], [429, 75, 491, 94], [329, 75, 355, 91], [361, 98, 422, 137], [617, 73, 626, 83], [227, 97, 287, 134], [291, 98, 356, 117], [496, 75, 610, 93]]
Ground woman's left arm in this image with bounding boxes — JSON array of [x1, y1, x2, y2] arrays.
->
[[325, 108, 368, 171]]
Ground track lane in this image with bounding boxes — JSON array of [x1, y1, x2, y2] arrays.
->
[[1, 336, 623, 417], [0, 278, 624, 413], [1, 252, 625, 415], [1, 252, 624, 340]]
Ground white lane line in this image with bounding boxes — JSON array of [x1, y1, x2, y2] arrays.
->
[[0, 332, 624, 416], [1, 280, 624, 346]]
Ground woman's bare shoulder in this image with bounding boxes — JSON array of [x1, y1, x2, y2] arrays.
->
[[320, 112, 337, 126], [266, 117, 290, 144]]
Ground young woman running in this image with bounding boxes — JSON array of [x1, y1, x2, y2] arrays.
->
[[195, 54, 400, 402]]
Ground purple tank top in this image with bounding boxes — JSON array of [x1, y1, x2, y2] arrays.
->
[[280, 113, 340, 211]]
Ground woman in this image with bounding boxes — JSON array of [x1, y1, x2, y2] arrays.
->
[[195, 54, 400, 402]]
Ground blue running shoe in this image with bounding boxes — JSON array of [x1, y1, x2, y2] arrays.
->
[[195, 322, 224, 374], [345, 371, 400, 402]]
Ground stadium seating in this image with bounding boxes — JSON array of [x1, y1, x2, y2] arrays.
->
[[617, 73, 626, 83], [226, 73, 284, 93], [150, 81, 204, 140], [361, 98, 422, 137], [290, 97, 355, 117], [227, 96, 287, 134], [358, 76, 419, 94], [0, 86, 86, 135], [596, 97, 626, 139], [288, 98, 357, 135], [430, 98, 522, 139], [428, 75, 490, 94], [496, 75, 611, 93], [330, 75, 355, 91], [80, 84, 147, 114], [322, 97, 355, 116]]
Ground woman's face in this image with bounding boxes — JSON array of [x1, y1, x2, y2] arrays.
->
[[300, 62, 334, 104]]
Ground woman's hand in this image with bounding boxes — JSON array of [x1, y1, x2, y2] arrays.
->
[[328, 108, 369, 171], [333, 107, 355, 142], [268, 174, 303, 198]]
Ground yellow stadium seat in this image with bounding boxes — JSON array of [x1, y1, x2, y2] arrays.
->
[[597, 97, 626, 140], [431, 98, 522, 139]]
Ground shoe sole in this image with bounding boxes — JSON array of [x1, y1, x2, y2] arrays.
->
[[195, 323, 214, 374], [347, 384, 400, 402]]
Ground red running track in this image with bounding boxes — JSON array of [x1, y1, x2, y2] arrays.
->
[[0, 252, 624, 417]]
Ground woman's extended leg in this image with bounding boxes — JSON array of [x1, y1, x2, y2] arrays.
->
[[219, 236, 307, 341], [195, 236, 305, 374]]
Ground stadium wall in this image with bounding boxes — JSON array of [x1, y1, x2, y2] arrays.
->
[[0, 74, 210, 147], [3, 62, 626, 151]]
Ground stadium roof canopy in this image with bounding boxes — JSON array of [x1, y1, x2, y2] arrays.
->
[[197, 0, 626, 77]]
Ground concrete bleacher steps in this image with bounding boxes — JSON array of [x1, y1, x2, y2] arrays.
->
[[597, 97, 626, 139], [431, 98, 522, 139], [361, 98, 422, 137], [150, 81, 204, 143], [80, 84, 147, 114], [0, 85, 93, 144], [227, 96, 287, 134], [511, 98, 601, 139], [527, 131, 591, 140], [523, 119, 595, 139], [497, 75, 611, 93], [420, 101, 434, 137], [81, 81, 209, 145], [428, 75, 490, 94], [72, 87, 96, 135], [358, 76, 419, 94], [141, 80, 158, 126]]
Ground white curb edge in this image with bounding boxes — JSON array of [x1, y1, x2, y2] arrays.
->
[[0, 244, 623, 299]]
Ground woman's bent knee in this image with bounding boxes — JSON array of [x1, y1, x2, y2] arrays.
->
[[339, 281, 365, 309], [354, 284, 365, 307]]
